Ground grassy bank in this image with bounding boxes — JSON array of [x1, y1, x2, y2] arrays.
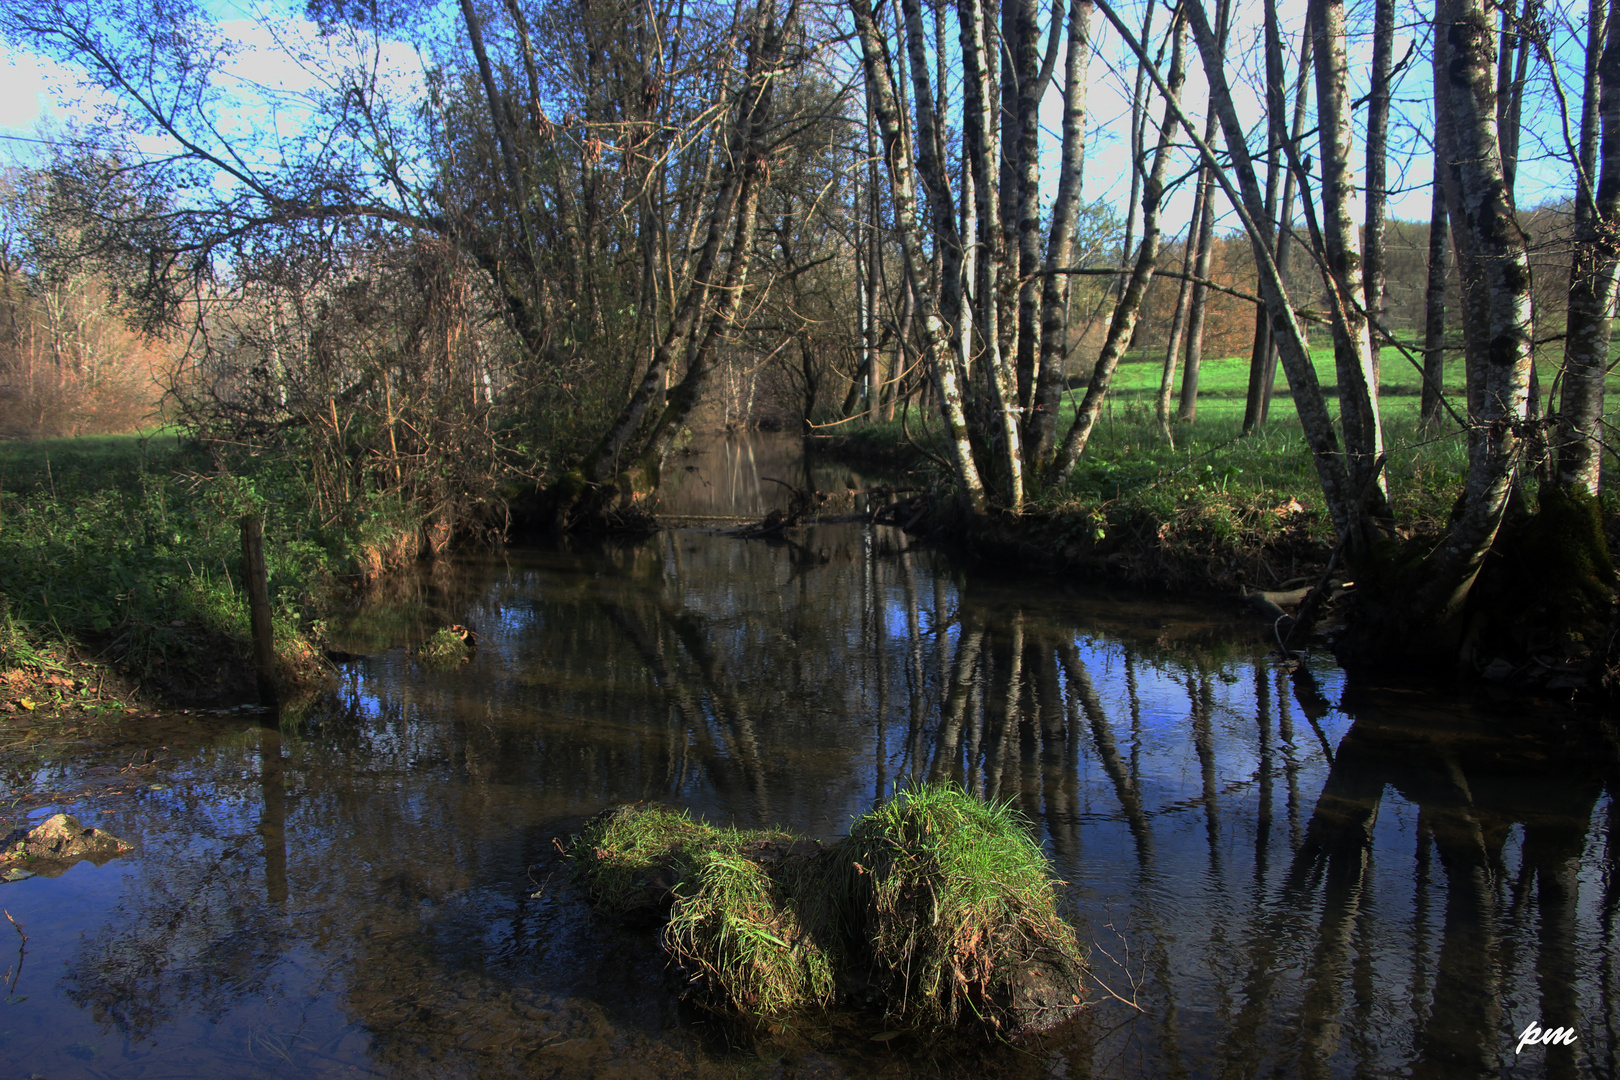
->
[[0, 430, 428, 709], [814, 347, 1620, 592]]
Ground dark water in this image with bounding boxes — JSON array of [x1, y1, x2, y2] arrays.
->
[[1, 435, 1615, 1078]]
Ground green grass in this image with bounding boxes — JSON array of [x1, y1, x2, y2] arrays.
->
[[836, 782, 1086, 1029], [0, 429, 414, 696], [1060, 344, 1620, 532], [570, 804, 740, 917], [570, 805, 836, 1014], [569, 786, 1086, 1030], [664, 838, 841, 1015], [826, 344, 1620, 585], [415, 626, 472, 670], [1097, 341, 1620, 418]]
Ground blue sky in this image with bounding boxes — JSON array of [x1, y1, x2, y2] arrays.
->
[[0, 0, 1582, 238]]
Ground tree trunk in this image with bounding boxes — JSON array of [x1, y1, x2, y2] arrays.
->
[[1419, 0, 1536, 622], [1420, 175, 1451, 426], [1363, 0, 1394, 390], [1028, 0, 1093, 470], [1050, 7, 1188, 479], [850, 0, 989, 513], [960, 0, 1025, 506], [849, 94, 884, 417], [1496, 0, 1531, 198], [1241, 0, 1287, 436], [1175, 0, 1232, 425], [1157, 222, 1197, 442], [1012, 0, 1045, 416], [1310, 0, 1384, 500], [1259, 23, 1314, 428], [1556, 0, 1620, 498], [1433, 18, 1493, 443], [1118, 3, 1154, 272], [642, 155, 767, 459], [1178, 159, 1218, 421]]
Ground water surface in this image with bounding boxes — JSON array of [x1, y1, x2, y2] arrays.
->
[[0, 435, 1613, 1078]]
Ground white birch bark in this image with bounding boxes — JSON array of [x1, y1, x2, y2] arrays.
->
[[1424, 0, 1537, 618], [1029, 0, 1093, 469], [1309, 0, 1384, 499], [960, 0, 1025, 507], [1557, 0, 1620, 497], [850, 0, 989, 513]]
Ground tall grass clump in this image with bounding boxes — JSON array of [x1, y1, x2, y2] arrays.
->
[[836, 783, 1085, 1029], [572, 805, 837, 1014], [569, 786, 1087, 1034], [663, 842, 839, 1014]]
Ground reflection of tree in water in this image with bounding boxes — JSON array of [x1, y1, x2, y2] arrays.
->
[[1198, 676, 1612, 1080], [51, 524, 1620, 1077], [861, 593, 1619, 1078], [62, 729, 292, 1041]]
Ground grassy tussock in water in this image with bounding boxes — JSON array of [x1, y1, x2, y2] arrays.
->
[[664, 843, 840, 1015], [570, 804, 720, 917], [573, 806, 836, 1012], [838, 784, 1085, 1027], [569, 785, 1086, 1033], [415, 627, 472, 670]]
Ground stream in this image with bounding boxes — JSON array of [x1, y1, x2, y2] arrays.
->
[[0, 433, 1614, 1078]]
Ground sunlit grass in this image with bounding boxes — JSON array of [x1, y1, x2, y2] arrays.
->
[[828, 344, 1618, 556], [569, 785, 1086, 1029], [0, 430, 338, 692], [664, 837, 841, 1015], [836, 781, 1086, 1029], [570, 804, 834, 1014]]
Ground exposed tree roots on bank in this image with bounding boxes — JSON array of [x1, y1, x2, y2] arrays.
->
[[567, 784, 1088, 1038]]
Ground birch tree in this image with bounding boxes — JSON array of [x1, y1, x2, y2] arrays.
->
[[849, 0, 989, 511], [1417, 0, 1536, 621], [1308, 0, 1384, 502], [1027, 0, 1095, 470], [1556, 0, 1620, 498]]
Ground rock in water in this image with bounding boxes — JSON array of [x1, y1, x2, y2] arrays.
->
[[0, 813, 133, 877]]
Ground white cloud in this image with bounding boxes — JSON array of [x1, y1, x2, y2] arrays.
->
[[0, 47, 49, 132]]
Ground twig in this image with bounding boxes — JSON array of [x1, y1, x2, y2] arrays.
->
[[1087, 970, 1146, 1012], [4, 908, 25, 992]]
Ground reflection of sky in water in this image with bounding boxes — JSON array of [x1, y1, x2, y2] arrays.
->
[[0, 515, 1612, 1078]]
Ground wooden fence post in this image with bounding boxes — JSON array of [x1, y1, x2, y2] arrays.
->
[[240, 515, 279, 706]]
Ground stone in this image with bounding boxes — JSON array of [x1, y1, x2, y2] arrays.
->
[[0, 813, 133, 877]]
